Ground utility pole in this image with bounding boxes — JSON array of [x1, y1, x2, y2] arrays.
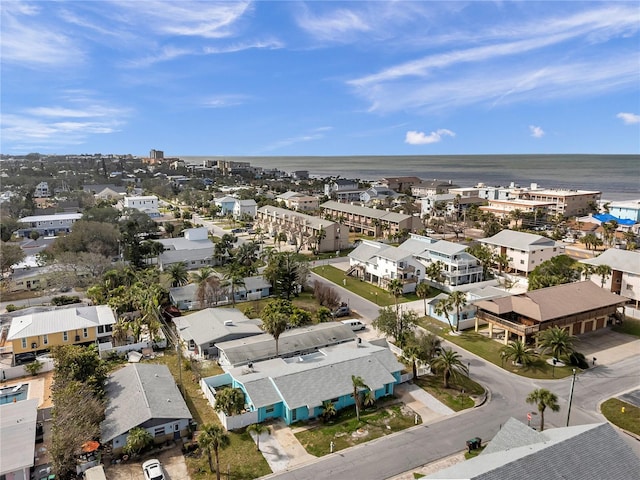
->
[[566, 368, 577, 426], [176, 342, 184, 397]]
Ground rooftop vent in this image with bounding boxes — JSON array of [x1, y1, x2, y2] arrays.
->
[[224, 320, 233, 326], [298, 356, 304, 362]]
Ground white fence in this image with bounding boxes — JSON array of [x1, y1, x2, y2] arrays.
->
[[217, 409, 259, 431], [1, 357, 55, 381]]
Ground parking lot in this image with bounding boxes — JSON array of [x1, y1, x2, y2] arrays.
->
[[105, 446, 189, 480]]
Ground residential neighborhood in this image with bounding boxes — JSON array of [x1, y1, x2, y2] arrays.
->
[[0, 152, 639, 480]]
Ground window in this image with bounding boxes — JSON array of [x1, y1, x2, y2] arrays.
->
[[330, 397, 339, 403], [63, 331, 68, 342], [174, 423, 180, 432], [154, 426, 165, 436], [520, 260, 525, 265], [98, 326, 105, 334], [43, 334, 48, 345], [291, 409, 297, 421], [22, 338, 27, 349], [265, 405, 275, 414], [83, 328, 88, 338]]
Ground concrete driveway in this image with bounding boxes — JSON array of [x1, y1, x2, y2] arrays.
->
[[105, 446, 189, 480], [572, 327, 640, 366]]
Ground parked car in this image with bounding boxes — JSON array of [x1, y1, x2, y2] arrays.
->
[[332, 304, 350, 318], [142, 459, 165, 480]]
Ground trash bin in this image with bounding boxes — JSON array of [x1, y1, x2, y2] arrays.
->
[[466, 437, 482, 452]]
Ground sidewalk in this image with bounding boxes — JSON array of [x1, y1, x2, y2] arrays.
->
[[250, 420, 317, 473]]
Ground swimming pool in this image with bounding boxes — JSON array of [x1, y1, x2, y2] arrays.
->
[[0, 383, 29, 404]]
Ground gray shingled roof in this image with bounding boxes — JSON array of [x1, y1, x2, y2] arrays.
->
[[217, 323, 356, 366], [169, 284, 198, 303], [159, 246, 214, 264], [348, 241, 387, 263], [481, 230, 557, 251], [176, 308, 263, 346], [581, 248, 640, 275], [101, 364, 191, 443], [427, 419, 640, 480]]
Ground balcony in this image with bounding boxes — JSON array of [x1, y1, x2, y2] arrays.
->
[[477, 311, 539, 336]]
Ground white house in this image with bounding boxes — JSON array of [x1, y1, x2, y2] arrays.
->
[[123, 195, 160, 217], [0, 399, 39, 480], [581, 249, 640, 307], [413, 239, 485, 287], [34, 181, 50, 197], [156, 227, 216, 271], [17, 213, 82, 237], [608, 199, 640, 223], [233, 199, 257, 219], [480, 230, 564, 275]]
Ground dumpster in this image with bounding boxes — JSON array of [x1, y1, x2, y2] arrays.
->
[[466, 437, 482, 452]]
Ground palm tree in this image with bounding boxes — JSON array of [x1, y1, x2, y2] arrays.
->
[[448, 291, 467, 332], [321, 400, 337, 422], [416, 282, 430, 315], [387, 278, 404, 316], [582, 233, 599, 253], [198, 423, 231, 479], [246, 423, 270, 451], [192, 267, 216, 308], [494, 253, 509, 274], [403, 345, 421, 380], [313, 227, 327, 252], [261, 309, 288, 356], [351, 375, 369, 421], [123, 426, 153, 456], [214, 387, 245, 416], [430, 348, 468, 389], [594, 264, 612, 289], [433, 297, 455, 333], [363, 390, 376, 409], [500, 339, 536, 366], [166, 263, 189, 287], [223, 261, 245, 306], [425, 261, 445, 285], [526, 388, 560, 432], [112, 318, 129, 346], [536, 326, 575, 362]]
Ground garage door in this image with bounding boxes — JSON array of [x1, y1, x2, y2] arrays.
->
[[572, 323, 581, 335], [583, 320, 594, 333], [596, 317, 605, 329]]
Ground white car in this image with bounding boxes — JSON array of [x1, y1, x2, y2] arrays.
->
[[142, 459, 165, 480]]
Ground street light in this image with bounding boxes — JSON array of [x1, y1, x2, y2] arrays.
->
[[467, 362, 471, 377], [552, 358, 557, 378]]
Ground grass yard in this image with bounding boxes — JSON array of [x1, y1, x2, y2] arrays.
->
[[600, 398, 640, 436], [311, 265, 413, 307], [613, 317, 640, 337], [149, 351, 271, 480], [413, 375, 483, 411], [417, 317, 577, 380], [295, 403, 418, 456]]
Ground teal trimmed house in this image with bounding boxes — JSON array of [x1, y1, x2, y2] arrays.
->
[[201, 341, 403, 429]]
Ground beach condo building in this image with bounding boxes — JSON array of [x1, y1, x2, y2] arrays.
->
[[255, 206, 349, 253], [324, 179, 363, 203], [480, 230, 564, 275], [321, 200, 422, 239], [513, 186, 601, 217], [16, 212, 82, 238], [607, 199, 640, 222], [479, 199, 554, 221]]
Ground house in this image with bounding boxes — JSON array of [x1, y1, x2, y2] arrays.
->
[[474, 281, 627, 344], [217, 322, 357, 368], [413, 239, 484, 287], [34, 181, 50, 198], [324, 179, 363, 203], [480, 230, 564, 275], [173, 308, 263, 359], [419, 193, 456, 217], [16, 212, 82, 238], [83, 184, 127, 200], [348, 240, 424, 293], [123, 195, 160, 217], [169, 276, 271, 310], [379, 176, 423, 193], [411, 180, 457, 197], [5, 305, 117, 364], [233, 199, 257, 219], [255, 206, 349, 253], [321, 200, 422, 238], [276, 191, 319, 212], [169, 284, 199, 310], [359, 186, 400, 206], [233, 276, 272, 302], [156, 227, 216, 271], [581, 249, 640, 307], [0, 399, 39, 480], [426, 418, 640, 480], [214, 196, 238, 216], [201, 340, 404, 429], [101, 364, 192, 454], [608, 199, 640, 222]]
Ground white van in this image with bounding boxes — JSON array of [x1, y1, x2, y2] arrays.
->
[[341, 319, 366, 331]]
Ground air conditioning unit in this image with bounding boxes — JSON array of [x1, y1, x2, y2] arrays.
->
[[31, 342, 38, 349]]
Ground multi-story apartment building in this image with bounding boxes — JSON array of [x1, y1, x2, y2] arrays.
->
[[255, 206, 349, 253], [324, 179, 363, 203], [321, 200, 422, 238], [479, 198, 554, 220], [16, 213, 82, 237], [411, 180, 458, 197], [514, 186, 601, 217], [581, 249, 640, 308]]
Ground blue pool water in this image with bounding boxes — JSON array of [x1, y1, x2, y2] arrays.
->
[[0, 384, 29, 404]]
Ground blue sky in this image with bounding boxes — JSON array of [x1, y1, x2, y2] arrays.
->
[[1, 1, 639, 156]]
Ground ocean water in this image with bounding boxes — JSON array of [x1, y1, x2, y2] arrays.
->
[[181, 154, 639, 201]]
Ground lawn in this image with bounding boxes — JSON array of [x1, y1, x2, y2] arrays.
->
[[413, 375, 483, 412], [149, 351, 271, 480], [311, 265, 414, 307], [613, 317, 640, 337], [417, 317, 578, 380], [295, 403, 418, 456], [600, 398, 640, 436]]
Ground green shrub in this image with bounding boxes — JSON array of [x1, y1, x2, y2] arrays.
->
[[569, 352, 589, 369], [51, 295, 81, 306]]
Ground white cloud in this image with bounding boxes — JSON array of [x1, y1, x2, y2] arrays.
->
[[202, 95, 250, 108], [263, 127, 333, 151], [405, 129, 455, 145], [617, 112, 640, 125], [296, 7, 371, 42], [529, 125, 545, 138]]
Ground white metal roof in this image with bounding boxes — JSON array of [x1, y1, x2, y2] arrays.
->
[[0, 398, 38, 475], [18, 213, 82, 223]]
